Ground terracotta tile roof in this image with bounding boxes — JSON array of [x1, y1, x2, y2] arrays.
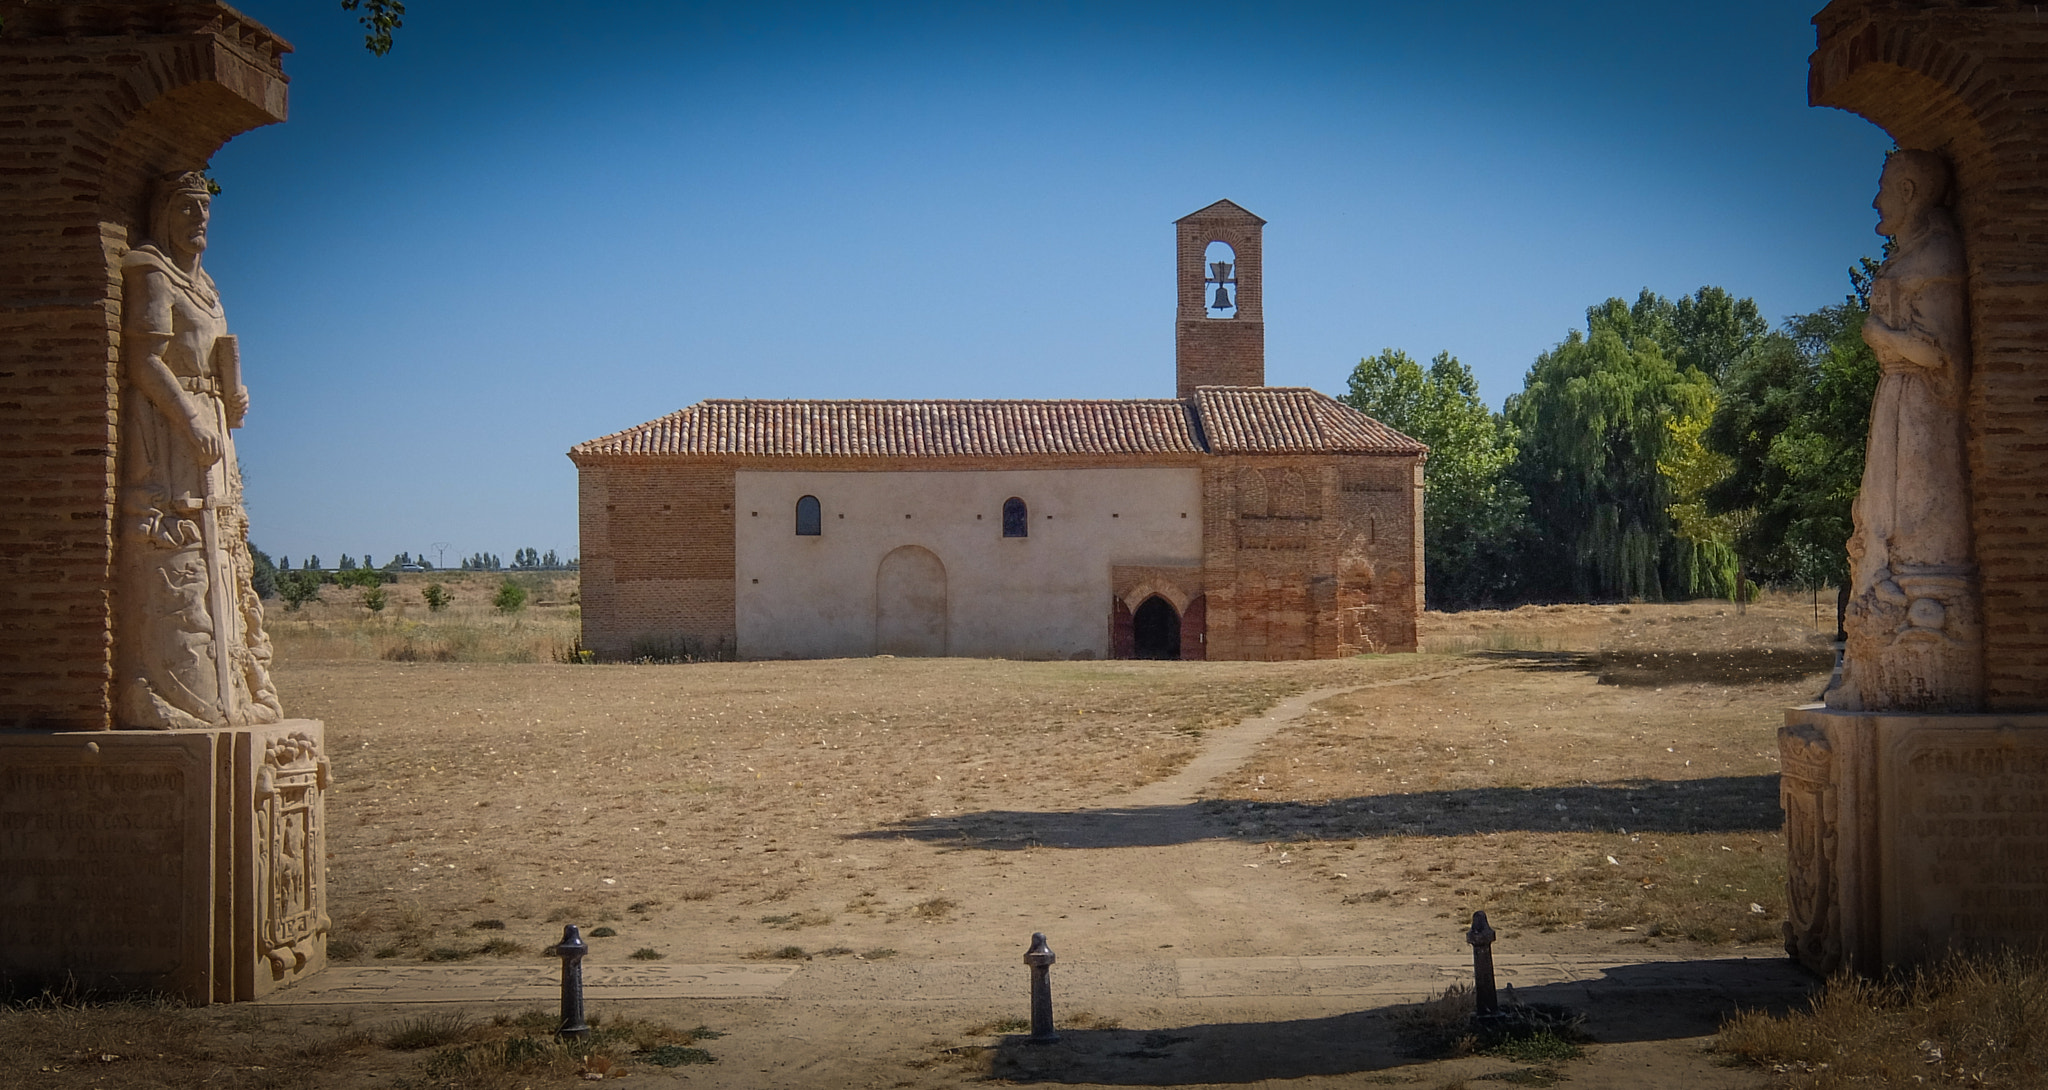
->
[[571, 388, 1424, 458], [571, 399, 1205, 457], [1193, 387, 1428, 455]]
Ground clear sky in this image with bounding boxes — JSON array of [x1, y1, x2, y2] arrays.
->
[[207, 0, 1893, 568]]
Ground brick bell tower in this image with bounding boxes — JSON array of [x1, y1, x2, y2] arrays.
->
[[1175, 199, 1265, 397]]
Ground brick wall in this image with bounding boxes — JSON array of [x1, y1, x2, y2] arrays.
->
[[1809, 0, 2048, 709], [1175, 204, 1265, 397], [0, 3, 288, 728], [1200, 452, 1421, 660], [574, 448, 1423, 662]]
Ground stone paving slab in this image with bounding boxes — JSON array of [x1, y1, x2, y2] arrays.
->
[[256, 954, 1813, 1008]]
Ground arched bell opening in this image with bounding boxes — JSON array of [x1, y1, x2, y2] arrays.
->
[[1203, 240, 1238, 319], [1132, 595, 1182, 661]]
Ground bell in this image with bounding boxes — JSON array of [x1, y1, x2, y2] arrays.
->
[[1211, 284, 1233, 310]]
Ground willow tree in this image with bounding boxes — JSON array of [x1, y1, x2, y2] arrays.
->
[[1506, 291, 1736, 601]]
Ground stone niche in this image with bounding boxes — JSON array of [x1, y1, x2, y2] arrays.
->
[[0, 723, 329, 1002], [1781, 1, 2048, 976], [1783, 707, 2048, 974], [0, 3, 325, 1002]]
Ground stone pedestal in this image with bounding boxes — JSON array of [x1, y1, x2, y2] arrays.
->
[[1781, 706, 2048, 975], [0, 721, 329, 1002]]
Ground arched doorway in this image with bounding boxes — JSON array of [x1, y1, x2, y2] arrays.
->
[[875, 545, 947, 656], [1132, 595, 1181, 660]]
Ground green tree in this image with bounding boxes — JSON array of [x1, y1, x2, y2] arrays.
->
[[339, 0, 405, 55], [422, 583, 452, 612], [1669, 287, 1770, 380], [1507, 297, 1722, 601], [493, 579, 527, 614], [361, 586, 388, 613], [277, 570, 323, 611], [1656, 394, 1745, 600], [1578, 287, 1769, 381], [335, 567, 388, 589], [1342, 349, 1526, 607], [1704, 287, 1880, 609], [249, 543, 279, 600]]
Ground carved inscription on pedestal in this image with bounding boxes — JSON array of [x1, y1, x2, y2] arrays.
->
[[1886, 728, 2048, 960], [0, 736, 215, 990]]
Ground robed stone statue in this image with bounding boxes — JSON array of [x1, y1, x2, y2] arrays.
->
[[116, 170, 283, 729], [1829, 149, 1984, 713]]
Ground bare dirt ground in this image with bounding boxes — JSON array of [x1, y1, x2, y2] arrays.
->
[[3, 594, 1840, 1089]]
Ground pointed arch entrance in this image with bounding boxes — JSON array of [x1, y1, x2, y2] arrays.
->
[[1132, 595, 1181, 660], [875, 545, 947, 656]]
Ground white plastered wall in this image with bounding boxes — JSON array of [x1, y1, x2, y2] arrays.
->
[[734, 469, 1203, 659]]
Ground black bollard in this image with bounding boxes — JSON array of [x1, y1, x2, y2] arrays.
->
[[1466, 910, 1498, 1016], [1024, 932, 1059, 1044], [554, 924, 590, 1040]]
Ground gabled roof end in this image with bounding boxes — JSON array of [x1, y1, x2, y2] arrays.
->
[[1174, 198, 1266, 226]]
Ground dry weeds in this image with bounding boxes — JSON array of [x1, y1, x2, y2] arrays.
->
[[266, 570, 580, 663], [1718, 949, 2048, 1088]]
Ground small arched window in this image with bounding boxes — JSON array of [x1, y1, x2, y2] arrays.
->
[[795, 495, 822, 536], [1002, 497, 1028, 538]]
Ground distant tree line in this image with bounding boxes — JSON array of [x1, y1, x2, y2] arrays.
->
[[1344, 270, 1877, 623], [460, 549, 576, 571], [248, 543, 578, 609]]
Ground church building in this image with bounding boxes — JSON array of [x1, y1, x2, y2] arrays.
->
[[570, 201, 1426, 661]]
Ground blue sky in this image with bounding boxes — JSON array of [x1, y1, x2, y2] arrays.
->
[[208, 1, 1893, 567]]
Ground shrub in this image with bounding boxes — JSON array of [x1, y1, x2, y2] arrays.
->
[[384, 1012, 474, 1050], [336, 567, 390, 589], [422, 583, 452, 612], [361, 586, 387, 613], [493, 579, 528, 614], [277, 570, 323, 611], [625, 633, 736, 663]]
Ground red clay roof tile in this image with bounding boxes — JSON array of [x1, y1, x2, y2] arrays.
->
[[570, 387, 1423, 458]]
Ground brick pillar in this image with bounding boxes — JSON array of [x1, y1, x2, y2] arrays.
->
[[1174, 200, 1265, 398], [1809, 1, 2048, 710], [1179, 594, 1206, 661], [0, 2, 289, 729]]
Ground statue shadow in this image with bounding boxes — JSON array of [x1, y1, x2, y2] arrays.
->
[[1463, 646, 1836, 687], [981, 959, 1814, 1084], [1582, 647, 1836, 687], [847, 776, 1782, 850]]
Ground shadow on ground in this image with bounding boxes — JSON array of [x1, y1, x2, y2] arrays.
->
[[972, 959, 1813, 1084], [1583, 647, 1835, 687], [848, 776, 1783, 850]]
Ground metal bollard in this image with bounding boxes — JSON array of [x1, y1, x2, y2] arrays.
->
[[1024, 932, 1059, 1044], [554, 924, 590, 1040], [1466, 910, 1498, 1016]]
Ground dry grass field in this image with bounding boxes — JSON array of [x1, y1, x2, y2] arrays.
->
[[265, 570, 582, 664], [17, 589, 2023, 1088]]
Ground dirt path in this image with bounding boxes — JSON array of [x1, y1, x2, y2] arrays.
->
[[1121, 661, 1510, 808]]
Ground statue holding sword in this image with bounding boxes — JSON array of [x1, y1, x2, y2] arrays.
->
[[116, 170, 282, 729]]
